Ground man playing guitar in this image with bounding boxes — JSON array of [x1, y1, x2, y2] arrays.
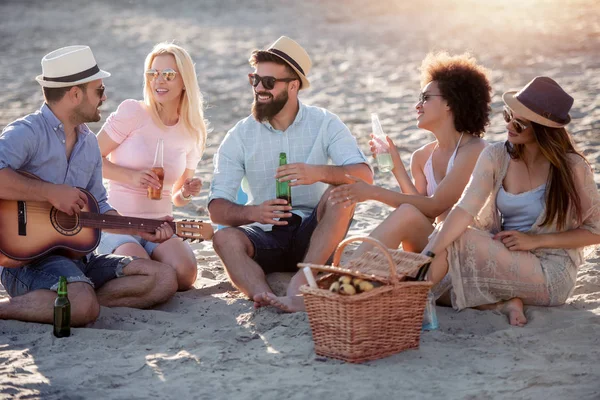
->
[[0, 46, 179, 327]]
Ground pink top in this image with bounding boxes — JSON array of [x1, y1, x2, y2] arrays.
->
[[101, 99, 202, 219]]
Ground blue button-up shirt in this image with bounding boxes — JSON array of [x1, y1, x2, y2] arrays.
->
[[209, 102, 369, 230], [0, 103, 113, 214]]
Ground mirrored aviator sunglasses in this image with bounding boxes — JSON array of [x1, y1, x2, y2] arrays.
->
[[503, 107, 528, 133], [145, 68, 178, 82]]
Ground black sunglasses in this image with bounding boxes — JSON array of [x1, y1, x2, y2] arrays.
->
[[96, 85, 105, 98], [503, 107, 529, 133], [248, 73, 297, 90]]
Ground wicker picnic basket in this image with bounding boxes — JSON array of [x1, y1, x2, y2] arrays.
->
[[299, 236, 433, 363]]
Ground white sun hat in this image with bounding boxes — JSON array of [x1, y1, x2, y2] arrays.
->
[[35, 45, 111, 88]]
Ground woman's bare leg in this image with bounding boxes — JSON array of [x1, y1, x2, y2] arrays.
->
[[353, 204, 434, 258], [152, 238, 198, 291]]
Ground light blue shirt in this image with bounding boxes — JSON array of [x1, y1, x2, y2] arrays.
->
[[0, 103, 114, 214], [209, 102, 369, 230], [496, 184, 546, 232]]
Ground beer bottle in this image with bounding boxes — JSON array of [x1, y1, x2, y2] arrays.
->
[[53, 276, 71, 338], [276, 152, 292, 206], [148, 138, 165, 200]]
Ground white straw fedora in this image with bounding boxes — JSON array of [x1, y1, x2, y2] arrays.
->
[[35, 45, 111, 88], [265, 36, 311, 90]]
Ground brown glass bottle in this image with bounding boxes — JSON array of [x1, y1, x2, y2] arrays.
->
[[148, 138, 164, 200]]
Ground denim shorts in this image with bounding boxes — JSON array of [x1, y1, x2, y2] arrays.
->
[[0, 253, 135, 298], [235, 208, 350, 274], [96, 232, 161, 256]]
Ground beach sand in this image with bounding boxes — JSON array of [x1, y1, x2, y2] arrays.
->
[[1, 0, 599, 398]]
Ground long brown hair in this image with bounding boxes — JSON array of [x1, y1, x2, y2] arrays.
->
[[506, 122, 587, 230]]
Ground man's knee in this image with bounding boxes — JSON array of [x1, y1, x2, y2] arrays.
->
[[213, 228, 253, 257], [128, 259, 178, 303], [69, 283, 100, 326], [153, 263, 178, 303], [321, 191, 354, 219]]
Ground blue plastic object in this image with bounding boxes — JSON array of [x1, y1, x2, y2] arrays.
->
[[422, 291, 439, 331]]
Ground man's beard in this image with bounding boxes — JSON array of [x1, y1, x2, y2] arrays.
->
[[74, 100, 102, 124], [251, 90, 288, 122]]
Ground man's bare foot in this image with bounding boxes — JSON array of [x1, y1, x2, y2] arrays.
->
[[262, 293, 306, 313], [499, 298, 527, 327], [253, 292, 273, 308]]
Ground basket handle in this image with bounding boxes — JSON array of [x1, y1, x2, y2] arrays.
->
[[332, 236, 397, 282]]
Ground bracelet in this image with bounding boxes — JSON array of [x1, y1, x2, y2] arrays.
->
[[179, 189, 193, 201]]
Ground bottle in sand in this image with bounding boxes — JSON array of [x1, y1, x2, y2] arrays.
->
[[53, 276, 71, 338], [276, 152, 292, 206], [422, 291, 439, 331], [148, 138, 165, 200], [371, 113, 394, 173]]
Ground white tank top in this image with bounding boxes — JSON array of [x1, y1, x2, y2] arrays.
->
[[424, 133, 464, 196]]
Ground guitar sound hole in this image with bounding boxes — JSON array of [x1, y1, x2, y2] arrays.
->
[[55, 212, 79, 231]]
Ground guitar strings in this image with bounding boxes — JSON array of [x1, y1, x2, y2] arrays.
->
[[17, 205, 203, 231]]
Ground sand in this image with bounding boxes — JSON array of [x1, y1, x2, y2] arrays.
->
[[1, 0, 599, 399]]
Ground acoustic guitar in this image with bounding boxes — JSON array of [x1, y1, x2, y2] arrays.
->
[[0, 172, 213, 268]]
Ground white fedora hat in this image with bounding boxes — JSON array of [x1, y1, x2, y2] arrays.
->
[[265, 36, 311, 90], [36, 45, 111, 88]]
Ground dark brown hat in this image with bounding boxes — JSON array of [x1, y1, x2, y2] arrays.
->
[[502, 76, 573, 128]]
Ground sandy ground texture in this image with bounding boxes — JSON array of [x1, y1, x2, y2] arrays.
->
[[1, 0, 600, 399]]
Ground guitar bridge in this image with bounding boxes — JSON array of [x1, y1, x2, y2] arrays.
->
[[17, 201, 26, 236]]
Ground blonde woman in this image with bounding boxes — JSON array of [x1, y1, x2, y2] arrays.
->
[[97, 42, 208, 290]]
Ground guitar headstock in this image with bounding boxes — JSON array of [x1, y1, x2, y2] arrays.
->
[[175, 220, 214, 242]]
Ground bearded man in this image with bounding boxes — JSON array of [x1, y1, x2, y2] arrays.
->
[[209, 37, 373, 312]]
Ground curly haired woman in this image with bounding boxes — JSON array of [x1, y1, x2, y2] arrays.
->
[[331, 52, 492, 257]]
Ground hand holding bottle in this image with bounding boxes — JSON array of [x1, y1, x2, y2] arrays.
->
[[370, 113, 394, 173], [132, 169, 162, 190], [369, 135, 402, 173]]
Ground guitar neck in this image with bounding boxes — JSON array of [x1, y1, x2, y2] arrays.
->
[[79, 213, 175, 233]]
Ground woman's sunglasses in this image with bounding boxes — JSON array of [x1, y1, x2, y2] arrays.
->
[[418, 92, 444, 103], [248, 73, 297, 90], [503, 107, 529, 133], [145, 68, 178, 82]]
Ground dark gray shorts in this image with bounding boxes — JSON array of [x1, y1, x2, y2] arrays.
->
[[235, 208, 351, 274]]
